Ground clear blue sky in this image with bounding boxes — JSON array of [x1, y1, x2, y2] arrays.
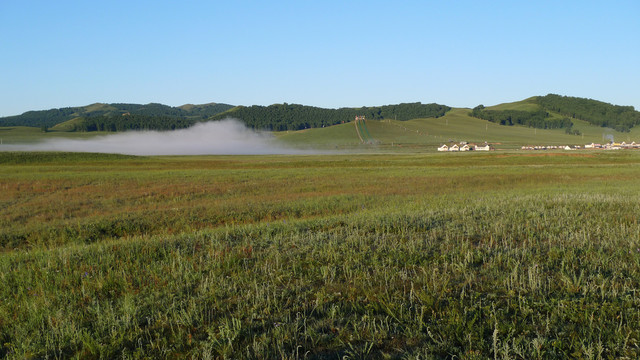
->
[[1, 0, 638, 117]]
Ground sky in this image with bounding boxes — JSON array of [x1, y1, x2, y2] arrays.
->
[[1, 0, 638, 117]]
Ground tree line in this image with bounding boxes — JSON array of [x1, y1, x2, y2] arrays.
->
[[0, 103, 233, 129], [0, 107, 78, 128], [75, 115, 196, 132], [535, 94, 640, 132], [63, 103, 453, 133], [470, 105, 574, 129], [210, 102, 452, 131]]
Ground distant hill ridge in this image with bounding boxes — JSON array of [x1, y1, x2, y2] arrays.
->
[[0, 102, 234, 129], [470, 94, 640, 132], [210, 102, 451, 131], [1, 95, 639, 133]]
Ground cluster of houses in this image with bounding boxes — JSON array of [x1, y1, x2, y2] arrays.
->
[[438, 142, 491, 152], [521, 145, 582, 151], [587, 142, 640, 150], [522, 142, 640, 151]]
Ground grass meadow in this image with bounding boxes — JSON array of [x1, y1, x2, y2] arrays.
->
[[276, 108, 638, 152], [2, 151, 640, 358]]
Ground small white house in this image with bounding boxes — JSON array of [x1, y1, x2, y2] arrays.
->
[[437, 144, 449, 152], [449, 144, 460, 151], [460, 144, 471, 151], [475, 144, 490, 151]]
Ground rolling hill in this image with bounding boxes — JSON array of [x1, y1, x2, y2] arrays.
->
[[470, 94, 640, 132], [277, 106, 639, 151], [209, 102, 451, 131], [0, 102, 234, 129], [1, 95, 639, 151]]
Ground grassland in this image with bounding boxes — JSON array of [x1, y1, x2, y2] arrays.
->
[[485, 97, 541, 112], [2, 151, 640, 359], [277, 108, 628, 151], [0, 127, 110, 144], [4, 102, 635, 152]]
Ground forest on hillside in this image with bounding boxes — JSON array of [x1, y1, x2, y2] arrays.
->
[[469, 106, 574, 129], [210, 102, 451, 131], [74, 114, 196, 132], [0, 103, 234, 128], [469, 94, 640, 132], [4, 95, 638, 133], [535, 94, 640, 132], [0, 102, 450, 132]]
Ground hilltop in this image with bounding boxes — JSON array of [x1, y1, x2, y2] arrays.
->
[[209, 102, 450, 131], [1, 95, 640, 151], [277, 96, 640, 151], [471, 94, 640, 133], [0, 102, 234, 130]]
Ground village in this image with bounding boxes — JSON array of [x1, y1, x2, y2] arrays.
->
[[437, 142, 491, 151], [521, 141, 640, 151], [438, 141, 640, 152]]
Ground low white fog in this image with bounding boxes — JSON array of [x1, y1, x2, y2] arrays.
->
[[1, 119, 308, 155]]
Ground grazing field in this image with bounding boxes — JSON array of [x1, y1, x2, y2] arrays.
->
[[276, 109, 633, 151], [0, 127, 113, 144], [2, 151, 640, 359]]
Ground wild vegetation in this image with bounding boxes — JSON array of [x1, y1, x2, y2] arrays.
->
[[210, 103, 451, 131], [469, 105, 573, 130], [2, 151, 640, 358], [535, 94, 640, 132], [3, 94, 638, 136], [0, 103, 234, 130], [469, 95, 640, 133]]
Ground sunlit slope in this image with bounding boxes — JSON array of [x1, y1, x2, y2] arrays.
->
[[486, 97, 541, 111], [484, 98, 632, 143], [275, 122, 362, 148], [50, 118, 85, 132], [277, 108, 614, 151]]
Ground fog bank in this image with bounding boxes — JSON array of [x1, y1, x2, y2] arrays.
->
[[1, 119, 311, 155]]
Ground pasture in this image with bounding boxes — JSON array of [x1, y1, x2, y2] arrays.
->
[[2, 151, 640, 358], [277, 109, 630, 152]]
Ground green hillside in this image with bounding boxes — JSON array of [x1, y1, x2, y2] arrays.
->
[[0, 102, 234, 129], [277, 107, 617, 151], [2, 95, 639, 151], [536, 94, 640, 131], [210, 102, 451, 131], [486, 97, 541, 112], [470, 94, 640, 132], [50, 118, 86, 132]]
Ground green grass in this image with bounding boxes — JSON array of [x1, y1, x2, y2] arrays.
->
[[3, 151, 640, 358], [50, 117, 86, 132], [0, 126, 110, 144], [276, 108, 622, 151], [2, 104, 632, 152], [485, 97, 541, 112]]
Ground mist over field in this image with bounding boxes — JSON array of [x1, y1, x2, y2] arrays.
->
[[1, 119, 310, 155]]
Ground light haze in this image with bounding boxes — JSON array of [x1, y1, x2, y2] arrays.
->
[[0, 120, 309, 155]]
